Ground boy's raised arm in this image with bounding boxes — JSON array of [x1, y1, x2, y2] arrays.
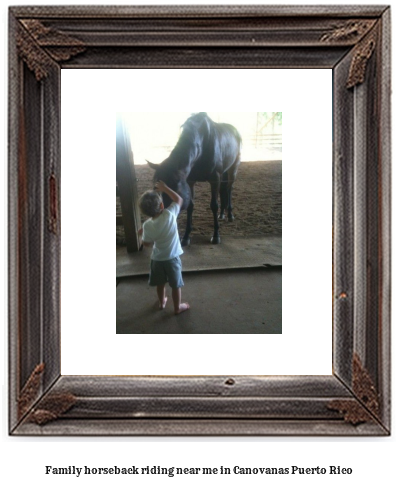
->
[[155, 181, 183, 209]]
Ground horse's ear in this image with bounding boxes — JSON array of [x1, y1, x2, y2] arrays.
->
[[146, 160, 159, 170]]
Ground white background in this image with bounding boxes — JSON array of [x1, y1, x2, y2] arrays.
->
[[1, 1, 397, 491], [61, 69, 332, 376]]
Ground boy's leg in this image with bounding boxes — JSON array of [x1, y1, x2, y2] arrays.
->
[[172, 287, 190, 315], [157, 284, 167, 309]]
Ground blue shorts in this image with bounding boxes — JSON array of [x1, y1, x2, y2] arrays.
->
[[149, 256, 184, 288]]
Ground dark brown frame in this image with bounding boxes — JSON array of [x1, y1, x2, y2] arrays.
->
[[9, 5, 391, 436]]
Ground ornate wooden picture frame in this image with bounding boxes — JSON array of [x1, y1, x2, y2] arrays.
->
[[9, 5, 391, 436]]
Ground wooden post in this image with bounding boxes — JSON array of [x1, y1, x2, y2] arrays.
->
[[116, 117, 141, 253]]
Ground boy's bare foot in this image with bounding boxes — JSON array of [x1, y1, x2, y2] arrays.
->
[[175, 303, 190, 315], [159, 297, 168, 310]]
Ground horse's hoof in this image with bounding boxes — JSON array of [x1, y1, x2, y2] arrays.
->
[[228, 215, 235, 222], [181, 238, 190, 247], [211, 236, 221, 245], [219, 213, 225, 220]]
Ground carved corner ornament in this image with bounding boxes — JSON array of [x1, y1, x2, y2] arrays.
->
[[328, 354, 380, 425], [320, 20, 378, 89], [18, 363, 45, 419], [17, 19, 85, 81], [346, 28, 378, 89], [27, 392, 77, 425], [320, 19, 376, 44], [18, 363, 77, 425]]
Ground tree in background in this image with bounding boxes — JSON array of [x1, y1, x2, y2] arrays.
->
[[254, 112, 282, 152], [260, 112, 282, 130]]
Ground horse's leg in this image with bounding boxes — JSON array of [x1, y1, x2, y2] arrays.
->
[[227, 157, 240, 222], [219, 171, 228, 220], [210, 175, 221, 244], [181, 181, 195, 246], [226, 182, 235, 222]]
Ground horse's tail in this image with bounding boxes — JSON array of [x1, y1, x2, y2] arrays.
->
[[233, 126, 242, 160], [224, 123, 241, 152]]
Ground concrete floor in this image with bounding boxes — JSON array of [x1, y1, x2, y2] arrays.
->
[[117, 235, 282, 277], [116, 266, 282, 334]]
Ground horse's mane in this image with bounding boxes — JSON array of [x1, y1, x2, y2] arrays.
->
[[168, 113, 213, 171], [184, 112, 211, 132]]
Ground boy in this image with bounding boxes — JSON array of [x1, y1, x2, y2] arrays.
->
[[139, 180, 190, 315]]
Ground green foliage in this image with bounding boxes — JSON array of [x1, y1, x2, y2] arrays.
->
[[261, 112, 282, 126]]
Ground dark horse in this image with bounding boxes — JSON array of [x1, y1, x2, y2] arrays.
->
[[147, 112, 241, 246]]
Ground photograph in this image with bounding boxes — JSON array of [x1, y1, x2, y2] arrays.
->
[[116, 111, 283, 334]]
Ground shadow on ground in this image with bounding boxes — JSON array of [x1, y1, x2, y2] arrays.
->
[[116, 266, 282, 334]]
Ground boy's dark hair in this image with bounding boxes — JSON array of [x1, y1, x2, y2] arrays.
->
[[139, 190, 163, 217]]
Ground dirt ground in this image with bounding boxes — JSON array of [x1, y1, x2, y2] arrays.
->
[[117, 160, 282, 243]]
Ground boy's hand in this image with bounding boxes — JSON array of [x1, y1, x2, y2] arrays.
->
[[138, 228, 143, 236], [155, 180, 183, 209], [154, 180, 167, 193]]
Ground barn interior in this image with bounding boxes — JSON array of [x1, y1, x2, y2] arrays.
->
[[116, 112, 282, 334]]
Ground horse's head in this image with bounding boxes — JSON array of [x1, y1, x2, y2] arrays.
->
[[147, 160, 191, 211]]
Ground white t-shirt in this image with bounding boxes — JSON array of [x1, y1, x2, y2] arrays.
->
[[142, 202, 184, 261]]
